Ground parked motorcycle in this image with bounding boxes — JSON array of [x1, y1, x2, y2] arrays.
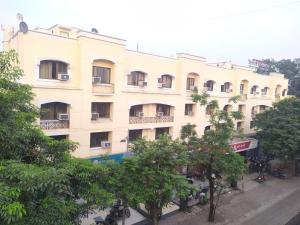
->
[[271, 168, 287, 179]]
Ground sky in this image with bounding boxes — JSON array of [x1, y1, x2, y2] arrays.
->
[[1, 0, 300, 65]]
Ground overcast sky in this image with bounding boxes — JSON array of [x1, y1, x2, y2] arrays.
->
[[1, 0, 300, 65]]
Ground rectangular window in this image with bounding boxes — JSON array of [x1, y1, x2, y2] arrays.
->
[[250, 121, 254, 129], [221, 85, 225, 92], [50, 135, 68, 141], [40, 102, 68, 120], [129, 129, 143, 142], [240, 84, 244, 94], [186, 78, 195, 90], [155, 127, 170, 139], [161, 75, 172, 88], [91, 102, 111, 118], [128, 71, 145, 86], [90, 132, 109, 148], [130, 105, 143, 117], [156, 104, 170, 116], [185, 104, 193, 115], [93, 66, 111, 84], [39, 61, 67, 79]]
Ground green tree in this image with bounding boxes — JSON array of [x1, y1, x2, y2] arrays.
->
[[259, 58, 300, 96], [123, 135, 191, 225], [253, 97, 300, 160], [0, 50, 113, 225], [189, 92, 246, 222]]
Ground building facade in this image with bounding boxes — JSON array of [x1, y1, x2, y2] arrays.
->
[[2, 24, 289, 159]]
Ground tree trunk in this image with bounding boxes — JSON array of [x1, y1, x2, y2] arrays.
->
[[207, 160, 215, 222], [122, 198, 128, 225], [148, 203, 160, 225]]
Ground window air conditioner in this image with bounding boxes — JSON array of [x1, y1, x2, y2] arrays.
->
[[137, 112, 144, 117], [138, 80, 147, 87], [91, 112, 99, 120], [156, 112, 164, 117], [188, 111, 194, 116], [157, 83, 163, 88], [101, 141, 111, 148], [57, 113, 69, 121], [189, 86, 195, 90], [58, 74, 69, 81], [92, 76, 101, 83]]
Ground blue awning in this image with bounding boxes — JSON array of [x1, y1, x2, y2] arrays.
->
[[89, 152, 132, 163]]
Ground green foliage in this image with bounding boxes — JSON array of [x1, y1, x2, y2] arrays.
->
[[188, 92, 246, 222], [253, 97, 300, 159], [123, 135, 191, 225], [259, 58, 300, 96], [0, 50, 114, 225]]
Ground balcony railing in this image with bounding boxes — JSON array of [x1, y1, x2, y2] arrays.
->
[[40, 120, 69, 130], [92, 83, 114, 94], [129, 116, 174, 124]]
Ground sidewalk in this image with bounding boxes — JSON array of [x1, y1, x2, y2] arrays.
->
[[160, 174, 300, 225]]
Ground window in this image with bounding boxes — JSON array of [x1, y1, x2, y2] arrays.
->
[[250, 121, 254, 129], [237, 122, 243, 130], [185, 104, 194, 116], [205, 105, 213, 115], [156, 104, 170, 116], [91, 102, 111, 118], [50, 135, 68, 141], [40, 102, 68, 120], [238, 105, 245, 115], [161, 75, 172, 88], [129, 129, 143, 142], [130, 105, 143, 117], [90, 132, 109, 148], [261, 87, 268, 95], [39, 60, 68, 79], [204, 125, 211, 133], [251, 86, 258, 94], [240, 84, 244, 94], [221, 82, 231, 92], [128, 71, 146, 86], [186, 78, 195, 90], [204, 80, 214, 91], [155, 127, 170, 139], [93, 66, 111, 84]]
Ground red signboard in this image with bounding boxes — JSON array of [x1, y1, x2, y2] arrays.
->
[[230, 141, 251, 152]]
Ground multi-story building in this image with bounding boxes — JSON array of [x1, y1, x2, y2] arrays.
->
[[2, 24, 289, 160]]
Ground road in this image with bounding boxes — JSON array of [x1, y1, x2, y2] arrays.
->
[[160, 174, 300, 225]]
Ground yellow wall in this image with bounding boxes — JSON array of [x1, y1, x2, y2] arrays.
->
[[2, 24, 289, 158]]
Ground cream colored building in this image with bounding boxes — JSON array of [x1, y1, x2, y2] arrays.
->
[[2, 24, 289, 159]]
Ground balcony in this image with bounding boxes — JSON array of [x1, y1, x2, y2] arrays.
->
[[129, 116, 174, 124], [40, 120, 69, 130], [92, 83, 114, 95]]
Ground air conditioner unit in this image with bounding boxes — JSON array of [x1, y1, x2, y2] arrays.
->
[[161, 83, 167, 88], [91, 112, 99, 120], [203, 87, 208, 91], [58, 74, 69, 81], [156, 112, 164, 117], [157, 83, 163, 88], [57, 113, 69, 121], [101, 141, 111, 148], [157, 78, 162, 83], [255, 92, 260, 95], [138, 80, 147, 87], [225, 89, 231, 93], [137, 112, 144, 117], [188, 111, 194, 116], [189, 86, 195, 91], [92, 76, 101, 83]]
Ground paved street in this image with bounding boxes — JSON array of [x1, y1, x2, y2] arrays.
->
[[160, 174, 300, 225]]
